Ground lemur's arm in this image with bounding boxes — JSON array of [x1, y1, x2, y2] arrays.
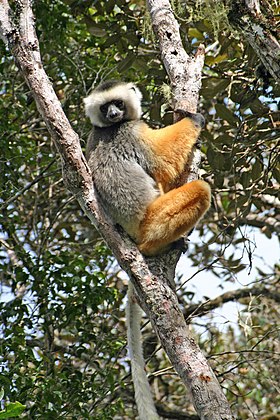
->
[[141, 113, 204, 188]]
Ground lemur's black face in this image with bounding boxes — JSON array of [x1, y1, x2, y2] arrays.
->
[[84, 81, 142, 127], [100, 99, 126, 124]]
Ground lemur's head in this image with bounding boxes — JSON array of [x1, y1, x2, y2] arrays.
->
[[84, 80, 143, 128]]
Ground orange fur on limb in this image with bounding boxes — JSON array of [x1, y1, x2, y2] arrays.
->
[[138, 180, 211, 256], [136, 118, 210, 256], [141, 118, 200, 191]]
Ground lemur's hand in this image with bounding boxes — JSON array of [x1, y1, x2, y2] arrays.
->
[[175, 109, 205, 128]]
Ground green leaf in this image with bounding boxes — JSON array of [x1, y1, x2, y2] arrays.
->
[[241, 171, 251, 188], [251, 159, 263, 181], [215, 103, 239, 125], [202, 78, 230, 98], [207, 146, 225, 170], [117, 55, 135, 72], [205, 53, 228, 65], [188, 27, 204, 40], [0, 402, 26, 419], [273, 167, 280, 183]]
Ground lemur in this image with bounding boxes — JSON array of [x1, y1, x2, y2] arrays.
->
[[84, 80, 211, 419], [84, 80, 211, 256]]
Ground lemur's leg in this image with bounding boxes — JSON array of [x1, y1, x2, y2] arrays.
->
[[138, 180, 211, 256]]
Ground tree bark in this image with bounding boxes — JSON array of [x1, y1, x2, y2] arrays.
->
[[228, 0, 280, 83], [147, 0, 204, 184], [0, 1, 234, 418], [147, 0, 204, 113], [184, 285, 280, 320], [144, 3, 233, 416]]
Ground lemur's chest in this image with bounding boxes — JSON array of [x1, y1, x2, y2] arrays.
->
[[92, 123, 150, 174]]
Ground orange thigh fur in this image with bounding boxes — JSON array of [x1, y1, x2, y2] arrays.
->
[[138, 180, 211, 256]]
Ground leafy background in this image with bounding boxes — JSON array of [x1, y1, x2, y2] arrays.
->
[[0, 1, 279, 418]]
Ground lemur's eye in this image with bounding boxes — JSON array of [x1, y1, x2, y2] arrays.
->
[[100, 103, 109, 114], [114, 100, 125, 110], [100, 100, 124, 115]]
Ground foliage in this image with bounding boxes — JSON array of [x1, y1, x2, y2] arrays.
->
[[0, 394, 25, 419], [0, 0, 279, 418]]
